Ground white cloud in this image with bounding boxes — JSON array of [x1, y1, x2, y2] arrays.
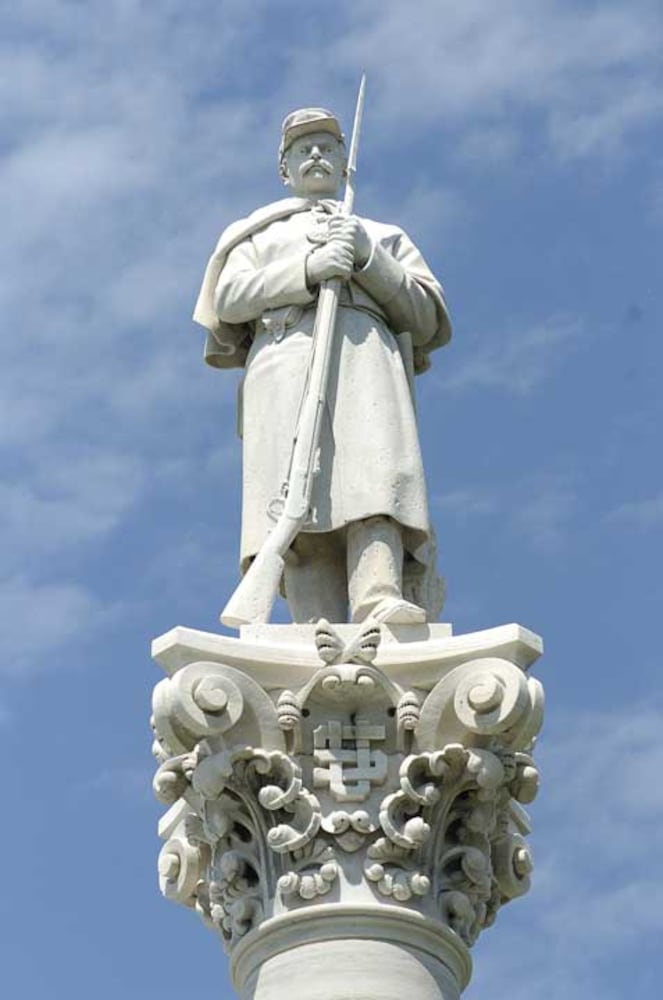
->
[[0, 5, 256, 675], [0, 452, 146, 567], [440, 315, 583, 395], [0, 2, 656, 680], [72, 762, 154, 800], [549, 84, 663, 161], [394, 182, 469, 247], [319, 0, 663, 162], [604, 494, 663, 530], [431, 473, 580, 553], [467, 702, 663, 1000], [509, 477, 578, 552], [542, 707, 663, 851], [0, 9, 658, 994], [455, 125, 520, 166], [432, 489, 498, 518], [0, 576, 102, 674]]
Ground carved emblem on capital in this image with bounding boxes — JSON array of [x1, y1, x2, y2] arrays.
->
[[151, 629, 543, 953]]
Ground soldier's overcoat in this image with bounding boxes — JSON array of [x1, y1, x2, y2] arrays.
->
[[193, 198, 451, 576]]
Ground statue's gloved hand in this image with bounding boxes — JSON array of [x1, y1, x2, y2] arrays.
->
[[327, 215, 372, 269], [305, 234, 355, 286]]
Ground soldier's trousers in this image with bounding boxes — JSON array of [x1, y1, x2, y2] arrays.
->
[[283, 515, 405, 624]]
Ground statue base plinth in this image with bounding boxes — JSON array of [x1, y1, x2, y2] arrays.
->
[[150, 619, 543, 999]]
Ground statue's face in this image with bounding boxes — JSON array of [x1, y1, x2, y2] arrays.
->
[[282, 130, 346, 197]]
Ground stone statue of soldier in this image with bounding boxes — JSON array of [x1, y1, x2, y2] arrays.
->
[[193, 107, 451, 625]]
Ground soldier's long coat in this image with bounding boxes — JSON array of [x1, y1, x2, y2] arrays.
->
[[193, 198, 451, 580]]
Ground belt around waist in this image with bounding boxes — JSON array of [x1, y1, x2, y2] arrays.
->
[[254, 301, 388, 342]]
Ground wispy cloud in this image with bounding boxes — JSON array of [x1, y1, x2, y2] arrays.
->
[[441, 315, 583, 395], [320, 0, 663, 163], [509, 477, 579, 552], [432, 489, 498, 518], [72, 762, 154, 801], [433, 473, 580, 553], [549, 83, 663, 161], [455, 124, 520, 166], [394, 182, 469, 248], [0, 453, 146, 569], [0, 1, 657, 682], [0, 576, 102, 675], [0, 4, 256, 673], [436, 472, 663, 555], [603, 494, 663, 530], [468, 702, 663, 1000]]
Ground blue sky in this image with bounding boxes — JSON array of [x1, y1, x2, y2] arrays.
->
[[1, 1, 662, 997]]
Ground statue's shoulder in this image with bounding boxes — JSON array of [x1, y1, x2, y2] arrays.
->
[[219, 197, 308, 247], [193, 198, 309, 341], [360, 216, 409, 245]]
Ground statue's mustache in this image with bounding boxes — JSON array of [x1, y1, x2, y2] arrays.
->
[[303, 158, 333, 176]]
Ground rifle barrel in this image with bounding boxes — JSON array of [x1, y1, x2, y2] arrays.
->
[[343, 73, 365, 215]]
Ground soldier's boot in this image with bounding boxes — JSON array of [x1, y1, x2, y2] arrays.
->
[[347, 515, 426, 624]]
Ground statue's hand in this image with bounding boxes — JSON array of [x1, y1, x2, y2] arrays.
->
[[328, 215, 372, 269], [306, 236, 355, 285]]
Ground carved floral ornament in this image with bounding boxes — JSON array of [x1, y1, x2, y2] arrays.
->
[[151, 644, 543, 952]]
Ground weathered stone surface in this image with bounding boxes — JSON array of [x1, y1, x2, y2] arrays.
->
[[194, 91, 451, 628], [155, 88, 546, 999], [151, 620, 543, 998]]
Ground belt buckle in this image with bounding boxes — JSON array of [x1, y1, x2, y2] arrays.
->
[[261, 316, 286, 342]]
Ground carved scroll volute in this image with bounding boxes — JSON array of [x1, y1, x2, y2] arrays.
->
[[416, 657, 544, 753], [491, 832, 533, 901], [152, 661, 285, 755], [158, 831, 210, 907]]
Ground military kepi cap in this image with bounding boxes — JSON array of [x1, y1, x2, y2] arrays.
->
[[279, 107, 344, 159]]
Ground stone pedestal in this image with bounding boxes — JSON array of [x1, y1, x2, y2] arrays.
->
[[151, 621, 543, 999]]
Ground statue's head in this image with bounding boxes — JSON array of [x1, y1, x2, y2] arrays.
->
[[278, 107, 346, 197]]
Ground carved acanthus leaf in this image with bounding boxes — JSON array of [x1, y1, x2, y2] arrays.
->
[[153, 746, 204, 804], [278, 839, 339, 901], [364, 837, 431, 901], [206, 850, 263, 946], [322, 809, 376, 852], [152, 638, 543, 957]]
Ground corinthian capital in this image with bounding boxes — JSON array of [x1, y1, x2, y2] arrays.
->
[[150, 621, 543, 999]]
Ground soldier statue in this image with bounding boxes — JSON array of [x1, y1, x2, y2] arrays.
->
[[193, 102, 451, 626]]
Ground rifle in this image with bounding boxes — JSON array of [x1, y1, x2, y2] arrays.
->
[[221, 76, 366, 628]]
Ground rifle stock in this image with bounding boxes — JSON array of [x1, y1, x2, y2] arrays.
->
[[220, 535, 286, 628], [221, 279, 341, 627]]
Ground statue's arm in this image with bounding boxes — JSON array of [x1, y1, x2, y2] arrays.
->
[[214, 238, 315, 325], [352, 231, 449, 347]]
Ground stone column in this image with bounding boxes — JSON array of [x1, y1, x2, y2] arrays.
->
[[150, 620, 543, 1000]]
